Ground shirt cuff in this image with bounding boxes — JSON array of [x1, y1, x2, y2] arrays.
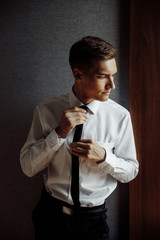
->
[[45, 129, 65, 151], [96, 142, 116, 173], [98, 151, 115, 171]]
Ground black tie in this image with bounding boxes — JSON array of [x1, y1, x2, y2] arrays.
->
[[71, 105, 88, 207]]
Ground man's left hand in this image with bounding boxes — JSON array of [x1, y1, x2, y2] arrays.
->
[[69, 139, 106, 164]]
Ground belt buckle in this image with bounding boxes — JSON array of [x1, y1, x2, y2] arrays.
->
[[62, 206, 74, 216]]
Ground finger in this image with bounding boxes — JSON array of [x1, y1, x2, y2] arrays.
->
[[70, 119, 87, 128], [75, 114, 88, 120], [79, 139, 94, 144], [71, 151, 87, 158], [69, 107, 87, 113], [70, 142, 91, 149], [67, 112, 88, 120], [71, 115, 88, 125], [71, 150, 93, 161], [70, 145, 89, 153]]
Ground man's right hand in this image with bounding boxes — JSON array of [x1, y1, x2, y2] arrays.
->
[[55, 107, 88, 138]]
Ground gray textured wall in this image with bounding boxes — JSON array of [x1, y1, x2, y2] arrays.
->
[[0, 0, 130, 239]]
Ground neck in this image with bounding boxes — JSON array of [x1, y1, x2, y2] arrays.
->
[[73, 84, 93, 105]]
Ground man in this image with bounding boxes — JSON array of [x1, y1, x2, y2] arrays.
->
[[20, 36, 139, 240]]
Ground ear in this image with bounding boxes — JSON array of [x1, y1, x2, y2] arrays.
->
[[73, 68, 82, 83]]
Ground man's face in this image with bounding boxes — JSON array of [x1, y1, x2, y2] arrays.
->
[[78, 58, 117, 103]]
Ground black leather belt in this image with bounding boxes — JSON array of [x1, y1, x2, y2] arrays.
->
[[41, 186, 107, 216]]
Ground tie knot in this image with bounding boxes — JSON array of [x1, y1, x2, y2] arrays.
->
[[80, 105, 88, 111]]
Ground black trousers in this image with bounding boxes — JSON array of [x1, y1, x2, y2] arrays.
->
[[32, 187, 109, 240]]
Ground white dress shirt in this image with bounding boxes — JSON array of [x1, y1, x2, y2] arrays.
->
[[20, 89, 139, 207]]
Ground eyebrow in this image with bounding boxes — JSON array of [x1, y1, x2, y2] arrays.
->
[[96, 72, 117, 76]]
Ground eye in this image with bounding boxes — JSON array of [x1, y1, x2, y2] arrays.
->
[[96, 75, 106, 79]]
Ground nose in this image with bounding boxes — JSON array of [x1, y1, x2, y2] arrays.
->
[[105, 77, 115, 90]]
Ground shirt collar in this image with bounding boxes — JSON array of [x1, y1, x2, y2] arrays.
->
[[69, 88, 100, 114]]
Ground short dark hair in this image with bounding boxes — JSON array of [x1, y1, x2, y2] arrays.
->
[[69, 36, 116, 73]]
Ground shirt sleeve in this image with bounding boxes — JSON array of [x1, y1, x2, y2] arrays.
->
[[97, 112, 139, 183], [20, 105, 65, 177]]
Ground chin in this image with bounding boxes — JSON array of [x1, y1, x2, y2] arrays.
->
[[96, 95, 109, 102]]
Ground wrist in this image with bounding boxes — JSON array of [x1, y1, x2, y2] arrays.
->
[[55, 126, 66, 138], [97, 148, 106, 164]]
